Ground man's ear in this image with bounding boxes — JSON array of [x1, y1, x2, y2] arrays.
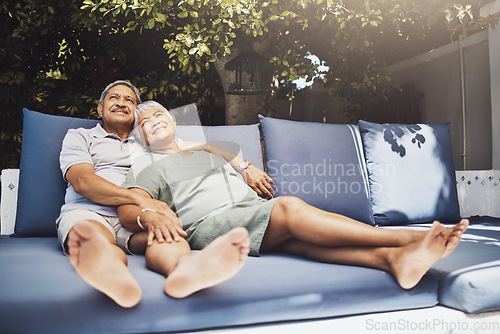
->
[[97, 104, 103, 118]]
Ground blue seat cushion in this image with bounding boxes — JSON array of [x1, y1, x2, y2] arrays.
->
[[358, 120, 461, 225], [259, 116, 374, 225], [430, 216, 500, 313], [0, 236, 437, 333]]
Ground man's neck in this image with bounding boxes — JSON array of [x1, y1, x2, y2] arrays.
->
[[102, 124, 132, 140]]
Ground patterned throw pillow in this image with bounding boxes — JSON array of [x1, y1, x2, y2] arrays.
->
[[358, 120, 461, 225]]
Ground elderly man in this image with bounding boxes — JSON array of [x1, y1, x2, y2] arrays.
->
[[119, 100, 470, 293], [57, 81, 266, 308]]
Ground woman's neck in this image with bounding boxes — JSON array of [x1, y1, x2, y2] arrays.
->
[[150, 141, 181, 155]]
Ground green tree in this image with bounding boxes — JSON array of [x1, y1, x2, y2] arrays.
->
[[1, 0, 497, 171], [0, 0, 223, 171], [79, 0, 498, 123]]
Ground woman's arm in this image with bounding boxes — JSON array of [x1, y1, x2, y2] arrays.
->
[[182, 141, 275, 199], [117, 188, 187, 246]]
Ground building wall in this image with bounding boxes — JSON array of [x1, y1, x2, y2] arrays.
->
[[275, 30, 493, 171], [482, 0, 500, 169], [388, 31, 491, 171]]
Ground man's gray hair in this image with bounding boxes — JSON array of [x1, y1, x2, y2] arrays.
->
[[99, 80, 142, 105]]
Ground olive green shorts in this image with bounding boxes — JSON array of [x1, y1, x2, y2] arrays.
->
[[184, 198, 278, 256]]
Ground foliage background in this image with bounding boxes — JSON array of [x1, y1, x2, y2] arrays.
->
[[0, 0, 224, 171], [0, 0, 497, 172]]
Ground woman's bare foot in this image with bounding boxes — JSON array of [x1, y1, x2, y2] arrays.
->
[[67, 220, 142, 308], [164, 227, 250, 298], [391, 220, 467, 289], [442, 219, 469, 257]]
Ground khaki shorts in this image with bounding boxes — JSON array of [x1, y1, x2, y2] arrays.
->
[[56, 209, 133, 255]]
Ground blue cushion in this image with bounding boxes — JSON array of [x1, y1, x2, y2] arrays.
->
[[177, 124, 264, 171], [0, 236, 437, 333], [430, 216, 500, 313], [14, 109, 100, 237], [358, 120, 461, 225], [259, 116, 374, 225]]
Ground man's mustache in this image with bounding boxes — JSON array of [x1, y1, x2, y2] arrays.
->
[[111, 106, 129, 113]]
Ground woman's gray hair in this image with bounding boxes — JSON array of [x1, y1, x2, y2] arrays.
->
[[134, 100, 175, 128], [99, 80, 142, 105], [132, 100, 180, 148]]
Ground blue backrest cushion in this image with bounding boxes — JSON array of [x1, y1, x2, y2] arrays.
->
[[259, 115, 374, 225], [15, 108, 264, 237], [177, 125, 263, 171], [358, 120, 461, 225], [15, 109, 100, 237], [157, 103, 264, 169]]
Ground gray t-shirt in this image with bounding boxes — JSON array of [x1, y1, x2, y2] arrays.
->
[[123, 151, 258, 226], [59, 123, 147, 217]]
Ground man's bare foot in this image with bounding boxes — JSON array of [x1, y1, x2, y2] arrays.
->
[[67, 220, 142, 308], [391, 220, 467, 289], [164, 227, 250, 298]]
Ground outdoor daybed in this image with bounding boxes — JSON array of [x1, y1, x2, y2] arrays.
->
[[1, 108, 500, 334]]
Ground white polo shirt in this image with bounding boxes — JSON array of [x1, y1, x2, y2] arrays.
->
[[59, 123, 147, 217]]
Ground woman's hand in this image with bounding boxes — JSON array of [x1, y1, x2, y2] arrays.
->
[[244, 165, 275, 199], [141, 210, 187, 246], [136, 195, 174, 217]]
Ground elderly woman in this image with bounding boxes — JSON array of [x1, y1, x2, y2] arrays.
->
[[118, 101, 469, 298]]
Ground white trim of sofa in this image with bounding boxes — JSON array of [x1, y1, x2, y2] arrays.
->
[[1, 169, 500, 235], [1, 169, 19, 235], [347, 124, 371, 198], [456, 170, 500, 218]]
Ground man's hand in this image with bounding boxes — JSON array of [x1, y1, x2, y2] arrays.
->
[[244, 165, 275, 199], [140, 210, 187, 246]]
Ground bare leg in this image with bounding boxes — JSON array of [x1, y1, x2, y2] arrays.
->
[[138, 227, 251, 298], [262, 196, 446, 252], [67, 220, 142, 308], [278, 219, 469, 289]]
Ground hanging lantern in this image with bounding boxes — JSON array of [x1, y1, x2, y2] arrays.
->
[[224, 49, 272, 95]]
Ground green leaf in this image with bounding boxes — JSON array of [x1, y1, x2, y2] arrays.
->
[[147, 18, 155, 29]]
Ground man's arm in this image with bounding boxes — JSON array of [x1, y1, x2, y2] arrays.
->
[[66, 163, 173, 214], [183, 141, 275, 199], [117, 188, 186, 245]]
